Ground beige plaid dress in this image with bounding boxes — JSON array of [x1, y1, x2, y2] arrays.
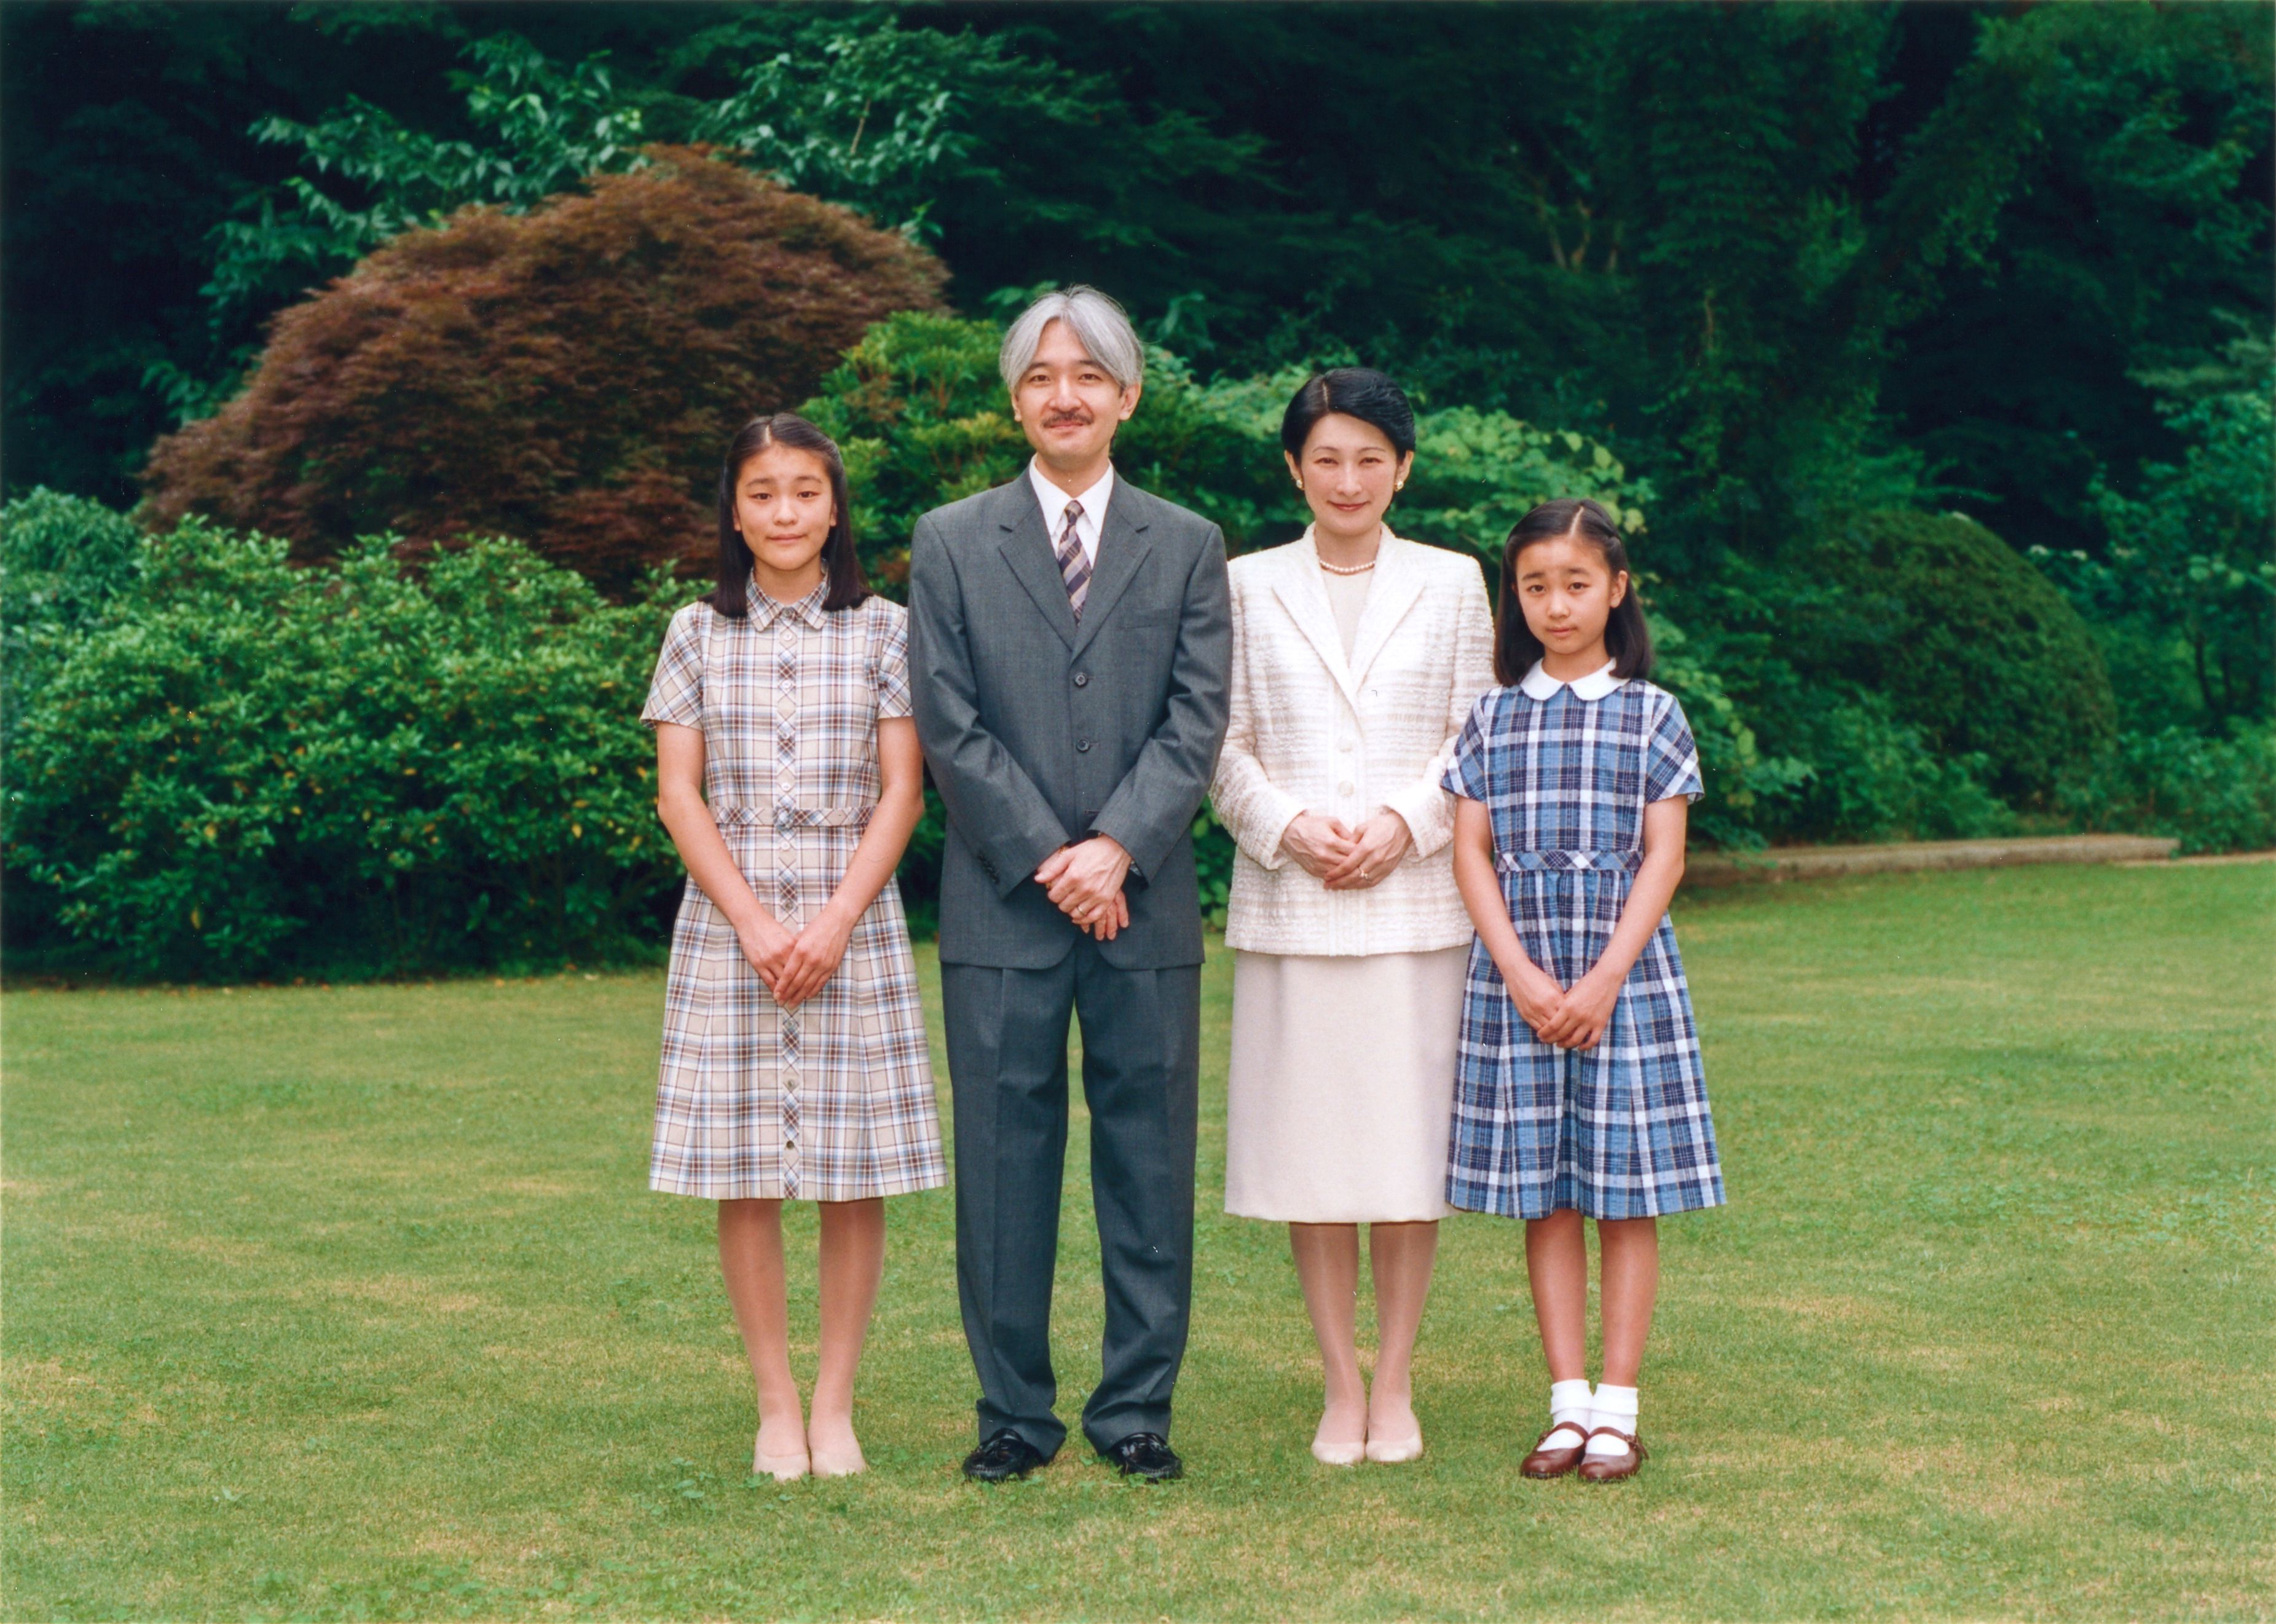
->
[[640, 584, 944, 1201]]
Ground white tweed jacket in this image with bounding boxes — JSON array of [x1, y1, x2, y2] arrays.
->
[[1211, 527, 1497, 955]]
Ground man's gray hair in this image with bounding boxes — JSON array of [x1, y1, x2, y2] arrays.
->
[[998, 285, 1145, 395]]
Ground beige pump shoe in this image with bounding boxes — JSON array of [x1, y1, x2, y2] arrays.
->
[[808, 1439, 867, 1478], [1364, 1404, 1425, 1464], [1363, 1429, 1425, 1464], [753, 1430, 809, 1483]]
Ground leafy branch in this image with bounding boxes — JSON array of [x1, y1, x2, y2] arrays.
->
[[202, 35, 650, 330]]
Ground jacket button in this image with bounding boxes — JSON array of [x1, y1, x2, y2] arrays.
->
[[1338, 738, 1355, 752], [1338, 781, 1355, 797], [1077, 740, 1092, 753], [1073, 672, 1090, 687]]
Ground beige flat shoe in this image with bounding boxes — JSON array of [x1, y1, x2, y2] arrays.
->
[[1310, 1433, 1365, 1467], [1363, 1430, 1424, 1465], [808, 1441, 867, 1478], [753, 1432, 809, 1483]]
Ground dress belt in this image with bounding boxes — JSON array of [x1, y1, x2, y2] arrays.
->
[[1497, 848, 1641, 875], [714, 803, 873, 831]]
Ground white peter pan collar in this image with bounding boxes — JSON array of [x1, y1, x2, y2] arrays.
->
[[1520, 660, 1622, 701]]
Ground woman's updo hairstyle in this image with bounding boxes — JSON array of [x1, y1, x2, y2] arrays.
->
[[1279, 367, 1418, 462], [1494, 497, 1655, 686], [711, 411, 868, 619]]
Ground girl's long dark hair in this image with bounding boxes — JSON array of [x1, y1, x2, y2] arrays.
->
[[711, 412, 868, 618], [1494, 497, 1654, 686]]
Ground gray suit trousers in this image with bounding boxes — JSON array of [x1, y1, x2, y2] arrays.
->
[[942, 942, 1201, 1457]]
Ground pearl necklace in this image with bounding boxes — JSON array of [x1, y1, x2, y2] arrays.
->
[[1317, 556, 1377, 575]]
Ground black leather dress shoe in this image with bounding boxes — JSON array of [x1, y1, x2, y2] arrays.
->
[[1098, 1432, 1183, 1481], [961, 1430, 1050, 1482]]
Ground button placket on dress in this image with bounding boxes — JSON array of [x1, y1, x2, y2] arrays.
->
[[771, 610, 804, 1197]]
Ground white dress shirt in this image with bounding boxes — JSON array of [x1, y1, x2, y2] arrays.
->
[[1027, 459, 1114, 566]]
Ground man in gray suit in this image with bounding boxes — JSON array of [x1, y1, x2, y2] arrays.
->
[[908, 286, 1231, 1483]]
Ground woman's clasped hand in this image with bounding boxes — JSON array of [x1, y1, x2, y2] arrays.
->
[[1278, 808, 1414, 889]]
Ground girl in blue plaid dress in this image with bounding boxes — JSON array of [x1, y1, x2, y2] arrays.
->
[[644, 414, 943, 1484], [1444, 498, 1724, 1483]]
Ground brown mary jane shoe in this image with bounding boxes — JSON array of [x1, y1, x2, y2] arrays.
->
[[1577, 1425, 1647, 1482], [1521, 1421, 1589, 1479]]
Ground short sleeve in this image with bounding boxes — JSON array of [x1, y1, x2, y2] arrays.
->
[[1645, 691, 1705, 804], [873, 600, 913, 721], [641, 603, 707, 730], [1441, 692, 1496, 803]]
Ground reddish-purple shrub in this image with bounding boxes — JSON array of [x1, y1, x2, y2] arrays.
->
[[142, 148, 945, 592]]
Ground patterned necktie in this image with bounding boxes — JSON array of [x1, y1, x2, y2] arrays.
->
[[1055, 499, 1091, 620]]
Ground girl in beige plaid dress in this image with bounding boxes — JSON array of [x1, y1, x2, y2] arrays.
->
[[644, 414, 943, 1482]]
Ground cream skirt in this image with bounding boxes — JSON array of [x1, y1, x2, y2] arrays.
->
[[1224, 947, 1467, 1223]]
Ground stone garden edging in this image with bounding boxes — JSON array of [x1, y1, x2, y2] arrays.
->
[[1682, 833, 2183, 889]]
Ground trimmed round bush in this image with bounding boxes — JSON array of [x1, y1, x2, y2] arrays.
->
[[1808, 510, 2117, 800], [141, 148, 944, 594]]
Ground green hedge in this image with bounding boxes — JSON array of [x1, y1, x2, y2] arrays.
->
[[0, 504, 1242, 978], [5, 520, 687, 979], [2, 489, 144, 752], [2059, 722, 2276, 855], [2, 496, 2258, 985]]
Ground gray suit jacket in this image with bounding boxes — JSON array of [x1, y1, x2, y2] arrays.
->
[[909, 471, 1232, 970]]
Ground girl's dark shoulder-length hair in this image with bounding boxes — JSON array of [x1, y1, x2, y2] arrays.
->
[[710, 412, 868, 618], [1493, 497, 1654, 687]]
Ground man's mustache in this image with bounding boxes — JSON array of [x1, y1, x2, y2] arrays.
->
[[1042, 410, 1094, 428]]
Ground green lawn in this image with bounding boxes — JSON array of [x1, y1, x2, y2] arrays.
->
[[6, 864, 2272, 1621]]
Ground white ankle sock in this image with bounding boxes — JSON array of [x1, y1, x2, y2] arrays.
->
[[1586, 1384, 1639, 1456], [1545, 1378, 1593, 1448]]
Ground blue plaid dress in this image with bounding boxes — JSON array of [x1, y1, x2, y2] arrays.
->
[[1441, 671, 1723, 1220]]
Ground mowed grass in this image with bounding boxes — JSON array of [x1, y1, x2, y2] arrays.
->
[[4, 864, 2272, 1621]]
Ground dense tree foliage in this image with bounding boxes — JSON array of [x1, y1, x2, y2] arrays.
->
[[9, 5, 2264, 572], [140, 149, 943, 591], [2038, 328, 2275, 728], [2, 2, 479, 499], [1885, 7, 2275, 573], [201, 31, 655, 330]]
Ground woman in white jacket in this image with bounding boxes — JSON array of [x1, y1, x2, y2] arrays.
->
[[1211, 370, 1495, 1466]]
